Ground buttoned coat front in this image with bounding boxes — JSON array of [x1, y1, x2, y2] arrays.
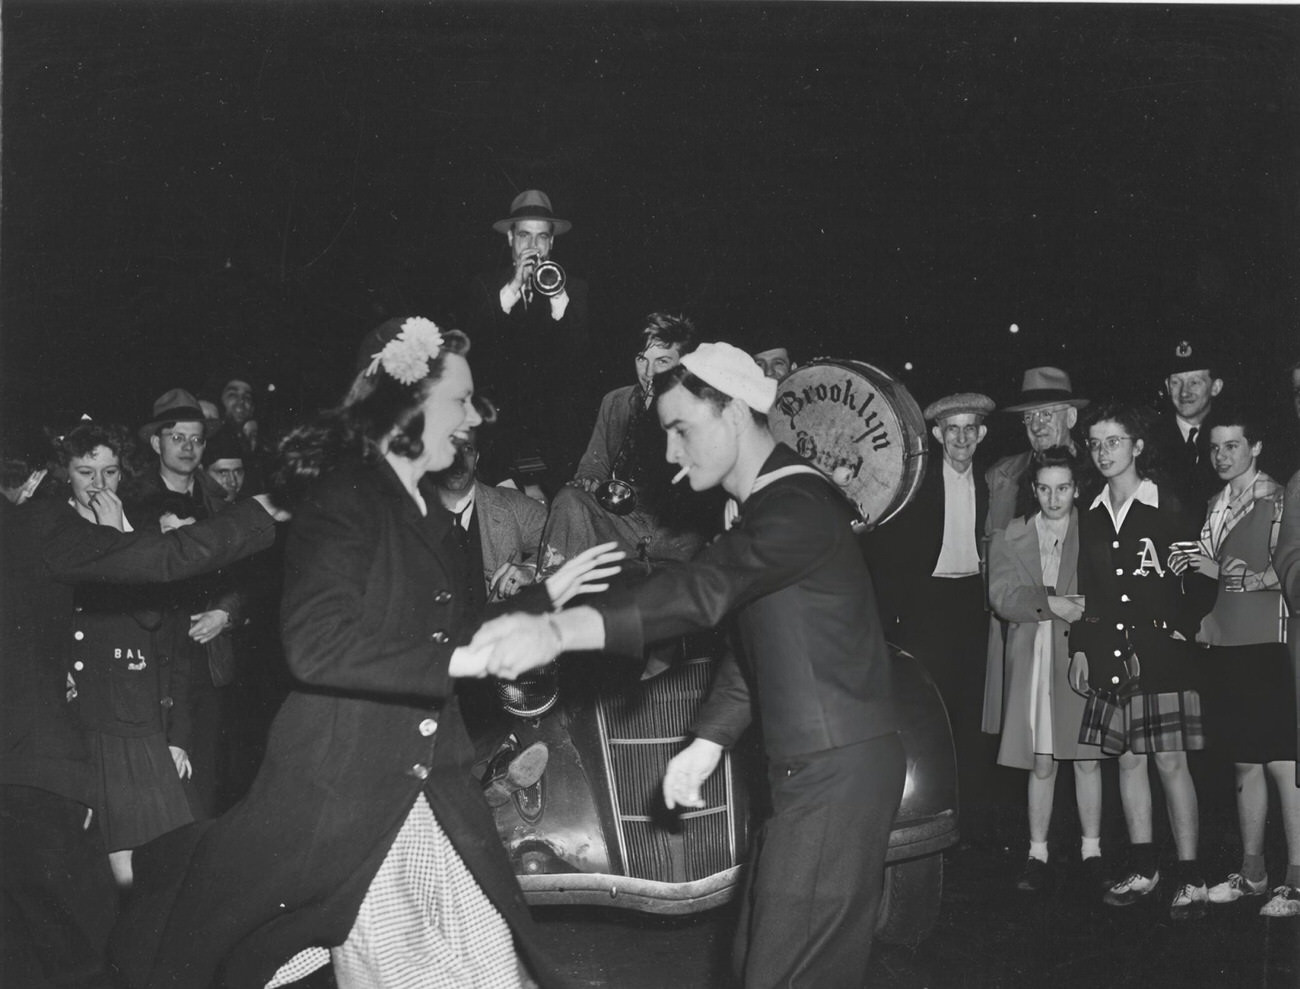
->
[[116, 460, 562, 989], [1072, 490, 1202, 693]]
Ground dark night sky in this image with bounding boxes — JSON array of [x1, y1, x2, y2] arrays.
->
[[2, 1, 1297, 446]]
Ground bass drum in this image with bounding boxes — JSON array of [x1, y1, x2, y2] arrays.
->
[[768, 359, 928, 530]]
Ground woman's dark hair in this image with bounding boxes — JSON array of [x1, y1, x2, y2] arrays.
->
[[651, 364, 769, 426], [51, 422, 137, 500], [1082, 401, 1163, 483], [270, 328, 473, 507], [1018, 445, 1080, 520], [56, 422, 133, 469], [1204, 401, 1265, 448]]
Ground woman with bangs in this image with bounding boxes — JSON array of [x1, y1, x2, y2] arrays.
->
[[116, 317, 618, 989], [989, 446, 1105, 895]]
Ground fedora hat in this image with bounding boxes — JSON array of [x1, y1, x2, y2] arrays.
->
[[492, 189, 571, 235], [139, 388, 206, 442], [1002, 367, 1090, 413]]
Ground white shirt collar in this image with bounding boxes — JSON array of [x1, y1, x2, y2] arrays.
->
[[447, 487, 476, 525], [942, 459, 976, 485], [1089, 477, 1159, 530], [1174, 416, 1199, 442]]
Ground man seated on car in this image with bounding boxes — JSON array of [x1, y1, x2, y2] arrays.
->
[[537, 312, 720, 573], [465, 343, 906, 989]]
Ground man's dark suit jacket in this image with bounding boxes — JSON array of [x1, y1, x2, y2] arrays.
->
[[462, 264, 591, 484], [863, 454, 990, 632], [1151, 412, 1219, 509]]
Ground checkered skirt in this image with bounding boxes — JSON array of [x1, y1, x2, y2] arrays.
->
[[266, 793, 528, 989], [1079, 687, 1204, 755]]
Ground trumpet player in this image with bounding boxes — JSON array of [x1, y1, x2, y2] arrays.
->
[[462, 189, 590, 497]]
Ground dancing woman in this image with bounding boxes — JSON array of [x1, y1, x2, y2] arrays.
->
[[116, 318, 615, 988]]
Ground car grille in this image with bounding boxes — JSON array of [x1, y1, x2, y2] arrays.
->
[[596, 655, 737, 883]]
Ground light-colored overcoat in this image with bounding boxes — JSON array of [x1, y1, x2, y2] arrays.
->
[[987, 508, 1103, 768]]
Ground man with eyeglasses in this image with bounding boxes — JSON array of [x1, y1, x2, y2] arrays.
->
[[866, 392, 994, 804], [125, 389, 247, 817], [986, 367, 1089, 534]]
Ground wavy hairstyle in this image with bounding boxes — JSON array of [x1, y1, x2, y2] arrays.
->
[[1082, 401, 1165, 485], [53, 422, 137, 497], [270, 324, 474, 508], [57, 421, 135, 470]]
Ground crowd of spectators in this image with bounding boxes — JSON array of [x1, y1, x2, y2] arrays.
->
[[2, 185, 1298, 985]]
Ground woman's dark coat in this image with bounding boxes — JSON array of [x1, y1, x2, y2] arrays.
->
[[1073, 489, 1203, 692], [115, 460, 562, 989]]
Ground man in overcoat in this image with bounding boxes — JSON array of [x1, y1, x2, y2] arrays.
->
[[125, 388, 247, 815]]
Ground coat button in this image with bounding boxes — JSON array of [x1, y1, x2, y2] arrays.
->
[[1121, 594, 1131, 602], [434, 591, 452, 604], [1113, 649, 1123, 657], [74, 630, 85, 640], [1115, 623, 1125, 630], [1111, 675, 1121, 685], [408, 763, 431, 780], [419, 718, 437, 736], [1114, 568, 1124, 576], [430, 630, 448, 644], [1112, 541, 1120, 549], [74, 661, 84, 671]]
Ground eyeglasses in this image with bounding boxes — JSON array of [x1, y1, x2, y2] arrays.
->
[[161, 432, 206, 448], [1085, 436, 1133, 453], [1022, 407, 1066, 426]]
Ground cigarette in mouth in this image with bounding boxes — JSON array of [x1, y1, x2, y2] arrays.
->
[[671, 465, 690, 484]]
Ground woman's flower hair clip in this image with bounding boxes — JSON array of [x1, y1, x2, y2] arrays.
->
[[365, 317, 445, 385]]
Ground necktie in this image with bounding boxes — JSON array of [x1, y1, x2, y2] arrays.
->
[[1186, 426, 1199, 464], [453, 507, 471, 551]]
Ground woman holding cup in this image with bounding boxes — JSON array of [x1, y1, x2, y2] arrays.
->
[[1171, 405, 1300, 917]]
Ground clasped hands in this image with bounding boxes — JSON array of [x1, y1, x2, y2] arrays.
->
[[450, 542, 624, 680]]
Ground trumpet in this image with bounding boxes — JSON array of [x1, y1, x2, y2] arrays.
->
[[530, 258, 567, 297], [596, 477, 636, 516]]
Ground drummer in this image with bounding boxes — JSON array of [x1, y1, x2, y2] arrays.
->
[[749, 326, 799, 382], [465, 342, 906, 988]]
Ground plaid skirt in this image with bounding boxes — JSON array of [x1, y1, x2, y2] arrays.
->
[[1079, 686, 1204, 756]]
